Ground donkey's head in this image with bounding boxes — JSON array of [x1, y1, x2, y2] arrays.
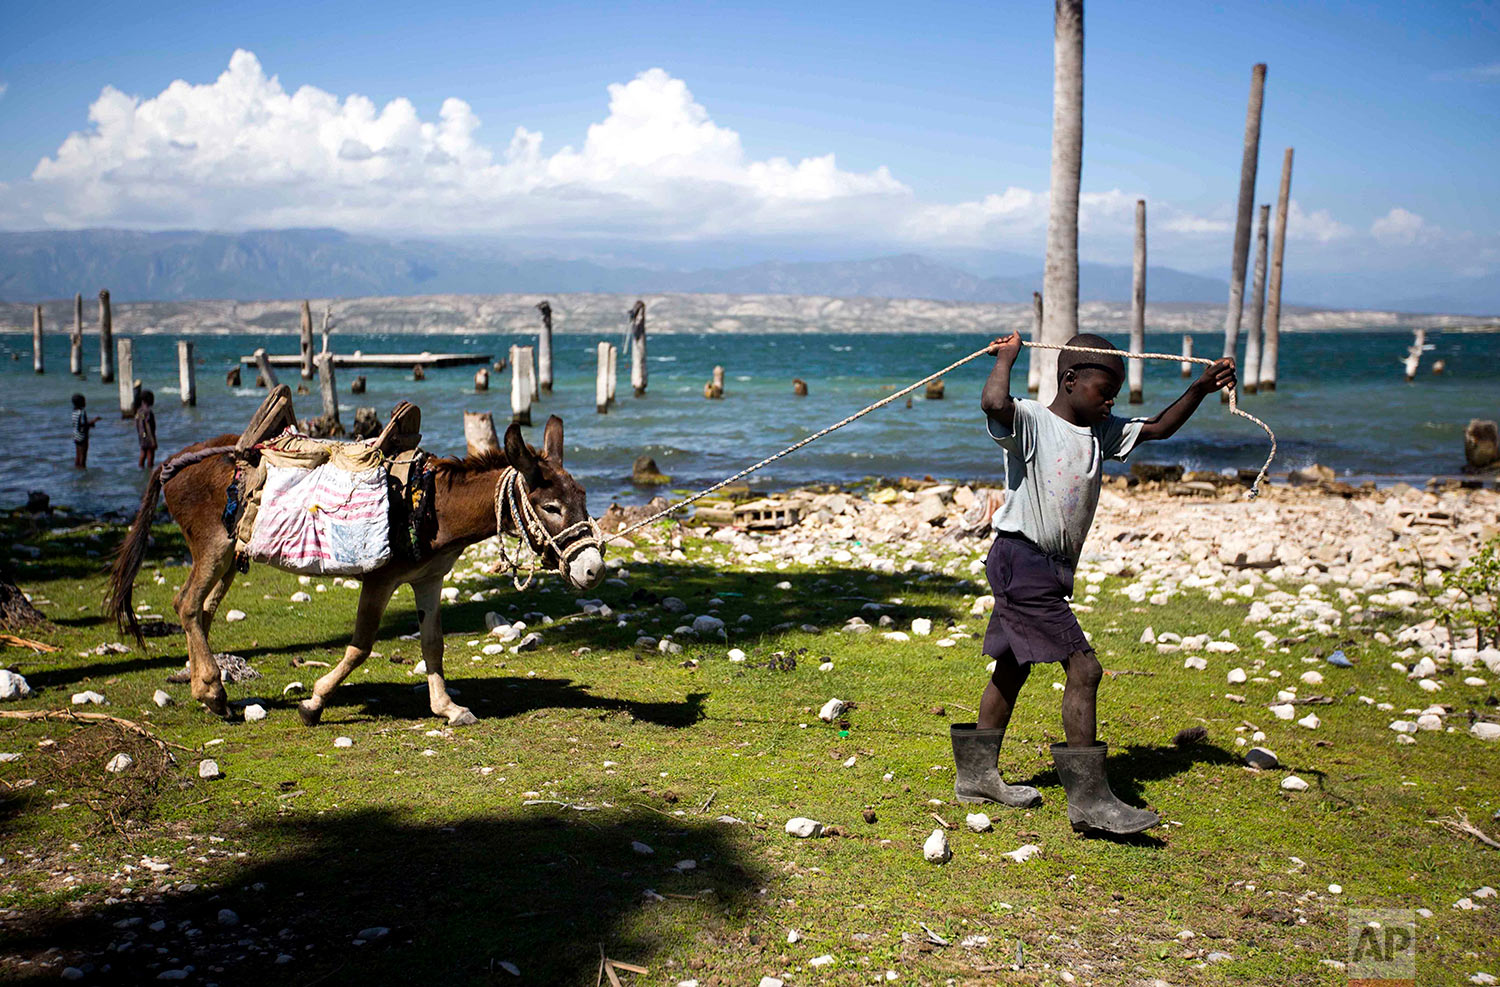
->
[[504, 415, 604, 590]]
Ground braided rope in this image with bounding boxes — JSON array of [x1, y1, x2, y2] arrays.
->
[[613, 341, 1276, 540]]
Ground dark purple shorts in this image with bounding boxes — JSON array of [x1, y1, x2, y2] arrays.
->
[[981, 533, 1091, 666]]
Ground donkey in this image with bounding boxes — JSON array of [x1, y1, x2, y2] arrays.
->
[[107, 415, 604, 726]]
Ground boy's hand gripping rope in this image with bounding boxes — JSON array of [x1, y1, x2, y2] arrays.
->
[[613, 341, 1277, 540]]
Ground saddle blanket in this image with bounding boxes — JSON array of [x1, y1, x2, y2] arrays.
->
[[246, 462, 392, 575]]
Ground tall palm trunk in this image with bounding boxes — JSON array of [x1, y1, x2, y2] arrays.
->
[[1128, 198, 1146, 403], [1038, 0, 1084, 409], [1243, 203, 1270, 393], [1261, 147, 1293, 391], [1220, 62, 1266, 401]]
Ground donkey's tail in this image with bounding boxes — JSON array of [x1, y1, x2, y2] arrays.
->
[[106, 463, 164, 647]]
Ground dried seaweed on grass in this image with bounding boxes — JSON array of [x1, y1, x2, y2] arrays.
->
[[15, 714, 178, 836], [1173, 725, 1209, 746]]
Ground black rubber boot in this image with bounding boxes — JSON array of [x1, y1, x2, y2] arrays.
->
[[951, 723, 1042, 808], [1050, 742, 1159, 835]]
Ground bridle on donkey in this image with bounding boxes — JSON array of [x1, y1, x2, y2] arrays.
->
[[491, 467, 603, 590]]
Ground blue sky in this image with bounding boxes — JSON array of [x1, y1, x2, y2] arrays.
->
[[1, 0, 1497, 290]]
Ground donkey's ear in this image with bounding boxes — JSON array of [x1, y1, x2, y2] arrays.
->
[[504, 423, 541, 487], [542, 415, 564, 465]]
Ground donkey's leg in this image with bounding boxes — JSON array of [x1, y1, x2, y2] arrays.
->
[[175, 540, 235, 717], [412, 575, 477, 726], [298, 574, 397, 727], [201, 566, 237, 636]]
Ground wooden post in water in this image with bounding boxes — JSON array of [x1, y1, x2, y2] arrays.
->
[[177, 340, 197, 406], [98, 290, 114, 383], [1128, 199, 1146, 403], [254, 348, 280, 389], [350, 375, 365, 394], [511, 345, 533, 425], [629, 300, 647, 396], [705, 365, 724, 399], [1037, 0, 1085, 408], [606, 344, 618, 406], [116, 339, 138, 417], [320, 307, 332, 354], [464, 411, 501, 457], [525, 344, 538, 401], [299, 300, 315, 380], [1027, 291, 1043, 395], [1181, 335, 1194, 377], [793, 378, 808, 396], [1261, 147, 1293, 392], [536, 301, 553, 393], [32, 305, 44, 374], [1220, 62, 1267, 402], [315, 352, 339, 431], [1243, 203, 1271, 394], [474, 367, 489, 391], [595, 342, 610, 414], [71, 293, 84, 376]]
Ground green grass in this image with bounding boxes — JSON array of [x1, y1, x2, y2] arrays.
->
[[1, 507, 1497, 986]]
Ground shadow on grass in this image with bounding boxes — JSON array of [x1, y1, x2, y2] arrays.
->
[[1013, 741, 1244, 804], [0, 808, 766, 985]]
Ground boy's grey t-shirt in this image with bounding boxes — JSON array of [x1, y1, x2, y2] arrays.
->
[[987, 398, 1145, 566]]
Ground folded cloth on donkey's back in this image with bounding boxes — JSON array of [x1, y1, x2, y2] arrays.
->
[[245, 453, 392, 576]]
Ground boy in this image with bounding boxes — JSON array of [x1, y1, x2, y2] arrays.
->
[[951, 332, 1235, 836], [70, 393, 100, 468], [135, 389, 158, 470]]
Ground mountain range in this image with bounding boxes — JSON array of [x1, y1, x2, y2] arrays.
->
[[0, 228, 1493, 315]]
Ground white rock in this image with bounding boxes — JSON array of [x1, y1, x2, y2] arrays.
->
[[510, 632, 542, 653], [289, 591, 311, 603], [843, 756, 857, 768], [1475, 886, 1497, 899], [786, 817, 823, 839], [71, 691, 105, 705], [1281, 775, 1309, 791], [1269, 703, 1295, 720], [1471, 722, 1500, 742], [1139, 626, 1156, 644], [1389, 719, 1418, 734], [882, 631, 911, 642], [923, 828, 951, 863], [1206, 640, 1240, 653], [1328, 884, 1342, 894], [818, 698, 848, 722], [153, 689, 174, 707], [1409, 656, 1438, 679], [0, 669, 31, 700], [224, 609, 247, 622], [1300, 670, 1324, 685], [1183, 656, 1208, 671], [631, 841, 655, 855], [106, 753, 133, 773], [481, 643, 506, 655], [1417, 713, 1443, 731], [965, 812, 992, 832], [935, 637, 956, 648], [1396, 734, 1417, 745], [218, 908, 240, 926], [661, 596, 687, 612], [759, 979, 785, 987], [1227, 668, 1248, 684], [1465, 677, 1488, 687], [243, 703, 267, 722], [786, 929, 801, 944], [199, 759, 222, 779], [334, 736, 353, 748], [691, 615, 726, 637], [1244, 747, 1278, 769], [1297, 713, 1321, 730], [1003, 843, 1042, 863], [1418, 678, 1442, 693], [413, 659, 428, 674], [909, 617, 933, 636], [727, 647, 746, 662], [809, 955, 834, 968]]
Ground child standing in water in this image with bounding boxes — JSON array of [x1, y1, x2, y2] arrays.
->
[[71, 393, 100, 468], [950, 331, 1234, 835], [135, 389, 158, 471]]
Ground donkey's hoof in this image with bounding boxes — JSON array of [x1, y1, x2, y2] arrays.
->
[[297, 701, 323, 727], [197, 693, 230, 718], [446, 707, 479, 727]]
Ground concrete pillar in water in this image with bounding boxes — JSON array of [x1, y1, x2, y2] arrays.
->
[[536, 301, 553, 393], [605, 344, 618, 405], [511, 345, 534, 425], [177, 340, 197, 406], [98, 290, 115, 383], [71, 293, 84, 377], [595, 342, 610, 414], [117, 338, 138, 417], [1180, 335, 1194, 378], [32, 305, 43, 374]]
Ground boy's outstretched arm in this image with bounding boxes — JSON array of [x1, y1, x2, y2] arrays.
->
[[979, 332, 1023, 429], [1136, 357, 1236, 442]]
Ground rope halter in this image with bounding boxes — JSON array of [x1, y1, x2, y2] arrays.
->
[[491, 466, 604, 590]]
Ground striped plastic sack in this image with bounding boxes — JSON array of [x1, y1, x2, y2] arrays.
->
[[246, 463, 392, 575]]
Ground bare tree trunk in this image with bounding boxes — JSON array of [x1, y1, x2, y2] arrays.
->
[[1180, 335, 1194, 377], [321, 306, 332, 354], [511, 346, 534, 425], [315, 352, 340, 432], [300, 300, 315, 380], [32, 305, 44, 374], [1128, 199, 1146, 403], [464, 411, 500, 457], [1038, 0, 1085, 409], [1243, 203, 1270, 393], [536, 301, 553, 392], [117, 339, 138, 417], [70, 293, 84, 376], [98, 289, 114, 383], [1261, 147, 1293, 392], [1027, 291, 1043, 394], [1221, 62, 1267, 402], [629, 300, 647, 397], [254, 348, 280, 389], [177, 340, 197, 406], [595, 342, 610, 414]]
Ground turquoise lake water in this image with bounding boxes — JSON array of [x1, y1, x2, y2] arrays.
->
[[1, 328, 1494, 516]]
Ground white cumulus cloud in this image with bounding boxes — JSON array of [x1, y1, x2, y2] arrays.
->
[[1370, 207, 1438, 246]]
